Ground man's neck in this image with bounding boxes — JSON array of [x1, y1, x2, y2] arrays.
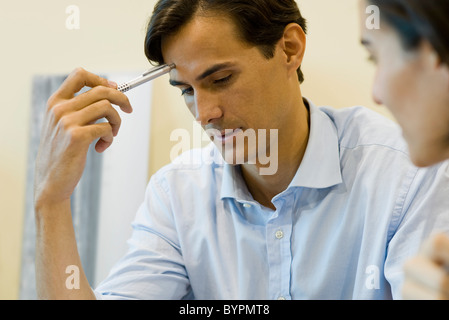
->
[[241, 98, 310, 210]]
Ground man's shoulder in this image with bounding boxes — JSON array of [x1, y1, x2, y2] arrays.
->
[[319, 105, 409, 155]]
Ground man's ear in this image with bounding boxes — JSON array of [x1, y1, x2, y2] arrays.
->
[[279, 23, 306, 77]]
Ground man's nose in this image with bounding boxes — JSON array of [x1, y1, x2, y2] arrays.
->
[[194, 90, 223, 126]]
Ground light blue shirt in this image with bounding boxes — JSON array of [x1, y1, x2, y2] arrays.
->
[[95, 100, 449, 300]]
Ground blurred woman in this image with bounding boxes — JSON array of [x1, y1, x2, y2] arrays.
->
[[359, 0, 449, 299]]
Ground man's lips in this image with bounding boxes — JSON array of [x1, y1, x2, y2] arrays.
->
[[209, 128, 244, 144]]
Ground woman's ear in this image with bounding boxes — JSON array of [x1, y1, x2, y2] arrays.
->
[[422, 40, 449, 90], [436, 56, 449, 92], [279, 23, 307, 77]]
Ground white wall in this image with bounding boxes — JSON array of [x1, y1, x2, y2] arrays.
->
[[0, 0, 392, 299]]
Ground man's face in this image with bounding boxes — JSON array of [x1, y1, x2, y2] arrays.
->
[[161, 14, 292, 165]]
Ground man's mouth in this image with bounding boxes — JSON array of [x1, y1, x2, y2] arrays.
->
[[210, 128, 244, 144]]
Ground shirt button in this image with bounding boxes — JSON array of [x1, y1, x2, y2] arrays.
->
[[277, 296, 286, 300], [275, 230, 284, 239], [243, 203, 252, 208]]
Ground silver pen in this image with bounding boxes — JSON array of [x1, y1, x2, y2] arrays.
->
[[117, 63, 176, 93]]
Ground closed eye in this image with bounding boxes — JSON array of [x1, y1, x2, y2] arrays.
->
[[180, 75, 232, 96], [214, 74, 232, 84]]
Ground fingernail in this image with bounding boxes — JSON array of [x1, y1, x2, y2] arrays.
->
[[108, 80, 118, 89]]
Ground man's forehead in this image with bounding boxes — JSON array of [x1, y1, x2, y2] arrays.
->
[[161, 14, 244, 60]]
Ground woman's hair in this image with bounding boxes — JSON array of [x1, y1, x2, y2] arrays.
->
[[144, 0, 308, 83], [369, 0, 449, 65]]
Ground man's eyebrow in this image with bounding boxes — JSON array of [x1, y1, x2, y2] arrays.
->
[[169, 62, 236, 87]]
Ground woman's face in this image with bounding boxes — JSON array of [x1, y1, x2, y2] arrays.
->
[[360, 0, 449, 167]]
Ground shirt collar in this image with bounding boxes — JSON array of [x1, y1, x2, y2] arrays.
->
[[220, 98, 343, 200], [221, 163, 253, 201], [288, 99, 342, 189]]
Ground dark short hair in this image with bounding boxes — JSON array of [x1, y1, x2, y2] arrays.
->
[[144, 0, 308, 83], [369, 0, 449, 65]]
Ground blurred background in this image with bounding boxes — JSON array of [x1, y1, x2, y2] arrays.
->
[[0, 0, 392, 299]]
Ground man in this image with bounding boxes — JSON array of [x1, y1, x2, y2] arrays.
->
[[34, 0, 449, 300]]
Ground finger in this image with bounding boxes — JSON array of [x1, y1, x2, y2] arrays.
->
[[69, 100, 122, 137], [95, 134, 114, 154], [52, 67, 117, 101], [82, 122, 115, 153], [70, 85, 133, 114], [404, 256, 449, 296], [421, 233, 449, 265]]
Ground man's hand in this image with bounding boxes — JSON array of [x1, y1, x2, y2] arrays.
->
[[34, 67, 133, 209], [402, 233, 449, 300], [33, 68, 133, 299]]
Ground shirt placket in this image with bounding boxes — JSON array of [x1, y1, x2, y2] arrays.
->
[[266, 197, 293, 300]]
